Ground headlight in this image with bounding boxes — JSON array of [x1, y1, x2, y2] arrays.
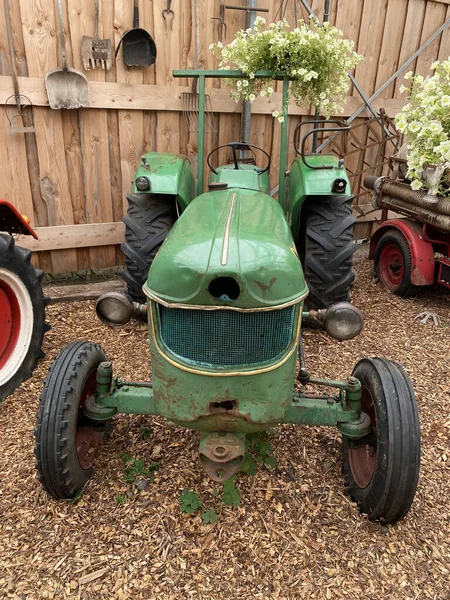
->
[[324, 302, 363, 340], [135, 176, 151, 191], [96, 292, 134, 327]]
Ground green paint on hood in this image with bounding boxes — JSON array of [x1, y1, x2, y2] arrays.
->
[[144, 189, 308, 309]]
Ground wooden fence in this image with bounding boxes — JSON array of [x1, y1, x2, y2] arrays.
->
[[1, 0, 450, 274]]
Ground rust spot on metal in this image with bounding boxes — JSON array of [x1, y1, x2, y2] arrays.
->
[[254, 277, 276, 290]]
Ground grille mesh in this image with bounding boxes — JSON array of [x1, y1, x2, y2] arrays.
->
[[158, 305, 296, 367]]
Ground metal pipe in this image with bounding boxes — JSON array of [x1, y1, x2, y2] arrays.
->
[[198, 74, 205, 194], [278, 76, 290, 209], [376, 195, 450, 230], [370, 177, 450, 216], [240, 0, 257, 147]]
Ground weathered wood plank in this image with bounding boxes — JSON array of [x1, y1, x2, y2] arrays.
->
[[16, 222, 125, 252]]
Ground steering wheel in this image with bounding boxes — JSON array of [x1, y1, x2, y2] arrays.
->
[[207, 142, 271, 175]]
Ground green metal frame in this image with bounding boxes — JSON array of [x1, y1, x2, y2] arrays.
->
[[173, 70, 291, 205], [84, 362, 370, 440]]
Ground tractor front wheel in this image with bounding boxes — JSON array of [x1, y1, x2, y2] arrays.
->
[[35, 341, 111, 499], [342, 358, 420, 523], [0, 234, 49, 402]]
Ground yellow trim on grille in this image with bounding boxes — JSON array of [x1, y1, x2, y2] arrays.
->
[[143, 286, 308, 312], [149, 302, 302, 377]]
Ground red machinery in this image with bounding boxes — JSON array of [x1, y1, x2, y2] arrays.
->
[[0, 200, 49, 401], [365, 177, 450, 296]]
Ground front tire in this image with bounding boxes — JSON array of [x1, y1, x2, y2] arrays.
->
[[121, 194, 177, 303], [342, 358, 420, 523], [35, 341, 110, 499], [0, 234, 49, 401], [300, 196, 357, 308]]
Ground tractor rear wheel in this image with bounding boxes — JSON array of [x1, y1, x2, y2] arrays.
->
[[35, 341, 110, 499], [0, 234, 49, 402], [121, 194, 177, 303], [301, 196, 357, 308], [374, 230, 418, 296], [342, 358, 420, 523]]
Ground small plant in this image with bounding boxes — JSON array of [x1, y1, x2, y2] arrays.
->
[[221, 477, 241, 506], [210, 17, 362, 120], [115, 494, 126, 506], [201, 509, 218, 524], [179, 489, 203, 514], [240, 431, 277, 476], [395, 58, 450, 197], [141, 426, 153, 439], [66, 490, 82, 504], [120, 454, 159, 485]]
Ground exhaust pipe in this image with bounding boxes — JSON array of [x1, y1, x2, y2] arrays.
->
[[96, 291, 147, 327]]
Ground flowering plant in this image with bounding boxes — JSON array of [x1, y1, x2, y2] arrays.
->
[[210, 17, 362, 122], [395, 58, 450, 197]]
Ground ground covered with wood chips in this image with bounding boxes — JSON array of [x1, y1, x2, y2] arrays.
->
[[1, 248, 450, 600]]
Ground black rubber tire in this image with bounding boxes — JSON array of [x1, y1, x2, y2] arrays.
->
[[374, 230, 418, 297], [35, 341, 109, 499], [0, 234, 50, 402], [342, 358, 420, 523], [300, 196, 357, 308], [121, 194, 177, 303]]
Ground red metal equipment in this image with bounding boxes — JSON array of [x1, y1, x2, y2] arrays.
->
[[365, 177, 450, 295]]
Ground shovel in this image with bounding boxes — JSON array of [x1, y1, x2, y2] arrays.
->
[[46, 0, 90, 109], [81, 0, 112, 70], [115, 0, 157, 67]]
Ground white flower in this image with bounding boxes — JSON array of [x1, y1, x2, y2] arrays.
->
[[399, 84, 408, 94], [249, 93, 256, 101], [408, 122, 421, 133], [441, 95, 450, 107], [411, 180, 422, 190], [272, 110, 280, 118]]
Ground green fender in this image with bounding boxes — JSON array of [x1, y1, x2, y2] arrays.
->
[[286, 155, 352, 237], [132, 152, 196, 212]]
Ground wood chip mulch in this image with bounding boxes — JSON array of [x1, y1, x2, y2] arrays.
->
[[1, 247, 449, 599]]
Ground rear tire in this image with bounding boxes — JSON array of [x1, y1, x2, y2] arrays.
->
[[374, 230, 418, 297], [0, 234, 49, 402], [342, 358, 420, 523], [35, 341, 110, 499], [300, 196, 357, 308], [121, 194, 177, 303]]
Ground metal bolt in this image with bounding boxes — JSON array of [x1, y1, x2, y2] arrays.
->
[[213, 445, 229, 458]]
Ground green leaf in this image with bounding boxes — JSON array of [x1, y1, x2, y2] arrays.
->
[[66, 491, 82, 504], [221, 479, 241, 506], [141, 427, 153, 439], [240, 453, 258, 476], [179, 489, 202, 514], [115, 494, 125, 506], [201, 510, 218, 524], [120, 453, 133, 464]]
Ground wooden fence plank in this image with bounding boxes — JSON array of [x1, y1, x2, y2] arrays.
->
[[16, 222, 125, 251]]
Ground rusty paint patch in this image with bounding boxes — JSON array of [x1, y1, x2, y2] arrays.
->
[[254, 277, 277, 291]]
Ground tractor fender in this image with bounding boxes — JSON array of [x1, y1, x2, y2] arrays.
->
[[131, 152, 196, 212], [370, 219, 435, 286], [0, 200, 38, 238]]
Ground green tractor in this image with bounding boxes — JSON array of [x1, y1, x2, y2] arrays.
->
[[35, 71, 420, 523]]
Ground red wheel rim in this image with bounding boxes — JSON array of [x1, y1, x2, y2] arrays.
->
[[348, 385, 377, 489], [0, 281, 21, 369], [76, 370, 103, 469], [378, 243, 404, 291]]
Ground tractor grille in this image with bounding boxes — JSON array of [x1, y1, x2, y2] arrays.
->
[[158, 305, 296, 367]]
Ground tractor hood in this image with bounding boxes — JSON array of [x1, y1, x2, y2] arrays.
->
[[144, 189, 308, 309]]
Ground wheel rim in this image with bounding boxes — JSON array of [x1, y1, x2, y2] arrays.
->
[[76, 370, 104, 470], [0, 269, 34, 386], [348, 385, 377, 489], [378, 244, 404, 290]]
